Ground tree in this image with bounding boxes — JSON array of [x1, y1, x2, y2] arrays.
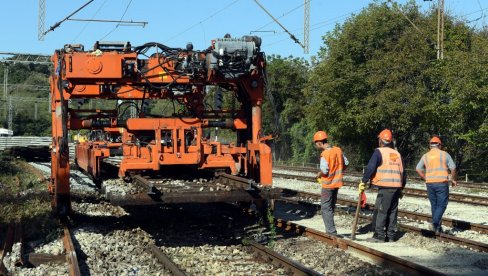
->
[[263, 55, 311, 162], [300, 0, 488, 179]]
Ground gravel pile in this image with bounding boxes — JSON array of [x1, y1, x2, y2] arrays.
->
[[160, 244, 287, 275], [102, 178, 140, 196], [4, 241, 68, 276], [73, 201, 127, 217], [73, 226, 169, 275], [272, 236, 399, 275]]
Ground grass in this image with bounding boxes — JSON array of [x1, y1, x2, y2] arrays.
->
[[0, 155, 60, 242]]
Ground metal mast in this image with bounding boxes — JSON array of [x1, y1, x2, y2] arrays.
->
[[304, 0, 310, 54], [38, 0, 46, 41]]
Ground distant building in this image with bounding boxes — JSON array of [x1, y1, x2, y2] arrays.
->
[[0, 128, 13, 136]]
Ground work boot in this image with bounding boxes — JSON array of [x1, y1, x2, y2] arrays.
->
[[386, 236, 397, 242], [435, 226, 443, 235], [366, 235, 385, 243]]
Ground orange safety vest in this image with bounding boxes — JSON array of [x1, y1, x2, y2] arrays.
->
[[422, 148, 449, 184], [372, 147, 403, 188], [319, 146, 344, 189]]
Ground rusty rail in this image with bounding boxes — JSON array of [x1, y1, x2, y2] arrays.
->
[[248, 241, 322, 276], [62, 225, 81, 276], [273, 173, 488, 206], [150, 245, 186, 276], [0, 223, 15, 275], [274, 219, 443, 276]]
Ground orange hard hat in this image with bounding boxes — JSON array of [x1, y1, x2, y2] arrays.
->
[[430, 136, 442, 144], [313, 131, 328, 142], [378, 129, 392, 142]]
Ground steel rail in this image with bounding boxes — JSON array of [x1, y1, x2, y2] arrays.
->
[[248, 241, 322, 276], [0, 223, 15, 275], [273, 173, 488, 206], [274, 219, 443, 276], [274, 165, 488, 190], [278, 188, 488, 234], [62, 225, 81, 276], [277, 193, 488, 252], [150, 245, 186, 276]]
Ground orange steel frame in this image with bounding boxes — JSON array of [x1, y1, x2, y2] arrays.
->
[[49, 38, 272, 215]]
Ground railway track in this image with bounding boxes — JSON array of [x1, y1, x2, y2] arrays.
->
[[274, 172, 488, 206], [277, 189, 488, 252], [151, 239, 324, 276], [62, 225, 81, 276], [0, 222, 81, 276], [275, 165, 488, 190], [273, 218, 443, 276], [279, 188, 488, 235]]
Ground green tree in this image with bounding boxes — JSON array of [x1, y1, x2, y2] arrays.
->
[[301, 1, 488, 179], [263, 55, 310, 162]]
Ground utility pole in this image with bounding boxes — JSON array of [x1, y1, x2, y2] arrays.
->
[[8, 95, 12, 132], [3, 67, 7, 99], [3, 67, 7, 121], [437, 0, 445, 60]]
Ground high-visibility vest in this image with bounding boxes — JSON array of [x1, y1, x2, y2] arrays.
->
[[422, 148, 449, 183], [372, 147, 403, 188], [319, 146, 344, 189]]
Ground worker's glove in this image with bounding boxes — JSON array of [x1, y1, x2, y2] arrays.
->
[[399, 189, 404, 199], [316, 171, 322, 179], [316, 178, 322, 185], [358, 182, 366, 193]]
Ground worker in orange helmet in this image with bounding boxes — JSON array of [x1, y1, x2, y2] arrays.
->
[[313, 130, 349, 237], [415, 136, 457, 235], [361, 129, 406, 243]]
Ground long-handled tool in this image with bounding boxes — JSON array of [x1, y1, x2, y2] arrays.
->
[[351, 182, 366, 240]]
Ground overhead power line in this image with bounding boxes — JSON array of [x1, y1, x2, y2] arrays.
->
[[255, 1, 307, 32], [254, 0, 306, 51], [43, 0, 96, 37], [68, 18, 147, 27], [99, 0, 135, 40], [165, 0, 241, 43]]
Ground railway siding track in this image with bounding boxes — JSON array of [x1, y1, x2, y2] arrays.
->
[[273, 173, 488, 206], [275, 165, 488, 190], [150, 245, 186, 276], [62, 225, 81, 276], [274, 219, 443, 276], [248, 240, 322, 276], [0, 222, 81, 275], [277, 191, 488, 252], [0, 223, 15, 275], [279, 188, 488, 235]]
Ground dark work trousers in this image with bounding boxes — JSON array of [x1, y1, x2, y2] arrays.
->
[[371, 205, 398, 233], [321, 188, 339, 235], [374, 187, 400, 240], [426, 183, 449, 231]]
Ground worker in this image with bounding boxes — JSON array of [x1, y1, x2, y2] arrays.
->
[[313, 130, 349, 237], [415, 136, 457, 235], [361, 129, 406, 243]]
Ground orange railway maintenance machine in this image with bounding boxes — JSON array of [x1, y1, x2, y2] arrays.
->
[[49, 37, 273, 216]]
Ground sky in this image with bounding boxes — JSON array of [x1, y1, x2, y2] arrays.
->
[[0, 0, 486, 59]]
